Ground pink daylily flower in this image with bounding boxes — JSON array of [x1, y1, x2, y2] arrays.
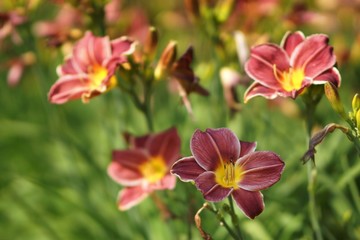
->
[[108, 128, 181, 210], [171, 128, 284, 219], [48, 31, 135, 104], [244, 31, 341, 102]]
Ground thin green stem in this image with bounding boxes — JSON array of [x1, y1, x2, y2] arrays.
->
[[205, 203, 239, 240], [303, 97, 323, 240], [227, 196, 242, 239], [307, 162, 323, 240]]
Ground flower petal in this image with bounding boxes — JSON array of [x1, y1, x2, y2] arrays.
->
[[151, 174, 176, 190], [237, 151, 285, 191], [191, 128, 240, 171], [118, 186, 149, 211], [111, 36, 135, 56], [57, 57, 85, 75], [147, 127, 181, 167], [239, 141, 257, 157], [107, 161, 143, 186], [171, 156, 205, 182], [195, 172, 232, 202], [280, 31, 305, 56], [112, 149, 148, 169], [291, 34, 336, 78], [313, 67, 341, 87], [231, 189, 264, 219], [48, 74, 90, 104], [244, 82, 278, 103], [245, 44, 290, 89]]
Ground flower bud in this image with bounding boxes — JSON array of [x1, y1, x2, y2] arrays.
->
[[184, 0, 200, 20], [215, 0, 236, 23], [324, 82, 348, 120], [154, 41, 177, 80], [356, 109, 360, 131], [352, 93, 360, 113], [143, 26, 158, 57]]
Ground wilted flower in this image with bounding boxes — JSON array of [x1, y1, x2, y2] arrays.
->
[[171, 128, 284, 219], [108, 128, 181, 210], [48, 31, 135, 104], [155, 41, 209, 115], [244, 31, 341, 102]]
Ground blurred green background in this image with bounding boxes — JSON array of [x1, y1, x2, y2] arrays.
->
[[1, 0, 360, 239]]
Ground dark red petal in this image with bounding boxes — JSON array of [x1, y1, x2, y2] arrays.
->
[[280, 31, 305, 56], [118, 186, 149, 210], [291, 34, 336, 78], [191, 128, 240, 171], [237, 151, 285, 191], [239, 141, 257, 157], [112, 149, 148, 170], [195, 172, 232, 202], [147, 127, 181, 167], [313, 67, 341, 87], [245, 44, 290, 90], [244, 82, 278, 103], [107, 161, 143, 186], [231, 189, 264, 219], [171, 157, 205, 182]]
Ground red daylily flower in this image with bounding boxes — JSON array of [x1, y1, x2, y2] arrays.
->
[[108, 128, 181, 210], [171, 128, 284, 219], [48, 31, 135, 104], [244, 31, 341, 102]]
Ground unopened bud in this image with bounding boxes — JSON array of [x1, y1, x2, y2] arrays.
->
[[184, 0, 200, 20], [143, 26, 158, 57], [352, 93, 360, 113], [215, 0, 236, 23], [154, 41, 177, 80], [324, 82, 347, 120], [356, 110, 360, 131]]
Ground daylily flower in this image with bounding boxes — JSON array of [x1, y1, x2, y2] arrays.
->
[[108, 128, 181, 210], [171, 128, 284, 219], [48, 31, 135, 104], [33, 4, 83, 47], [244, 31, 341, 102]]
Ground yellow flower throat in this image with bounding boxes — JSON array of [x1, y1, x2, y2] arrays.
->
[[139, 156, 167, 183], [273, 64, 304, 92], [215, 159, 243, 189]]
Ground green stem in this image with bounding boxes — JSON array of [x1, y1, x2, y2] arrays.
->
[[206, 203, 239, 240], [304, 99, 323, 240], [307, 162, 323, 240], [228, 196, 242, 239]]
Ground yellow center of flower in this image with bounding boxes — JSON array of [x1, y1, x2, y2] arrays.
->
[[139, 156, 168, 183], [89, 65, 117, 91], [215, 160, 243, 189], [273, 65, 305, 92]]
